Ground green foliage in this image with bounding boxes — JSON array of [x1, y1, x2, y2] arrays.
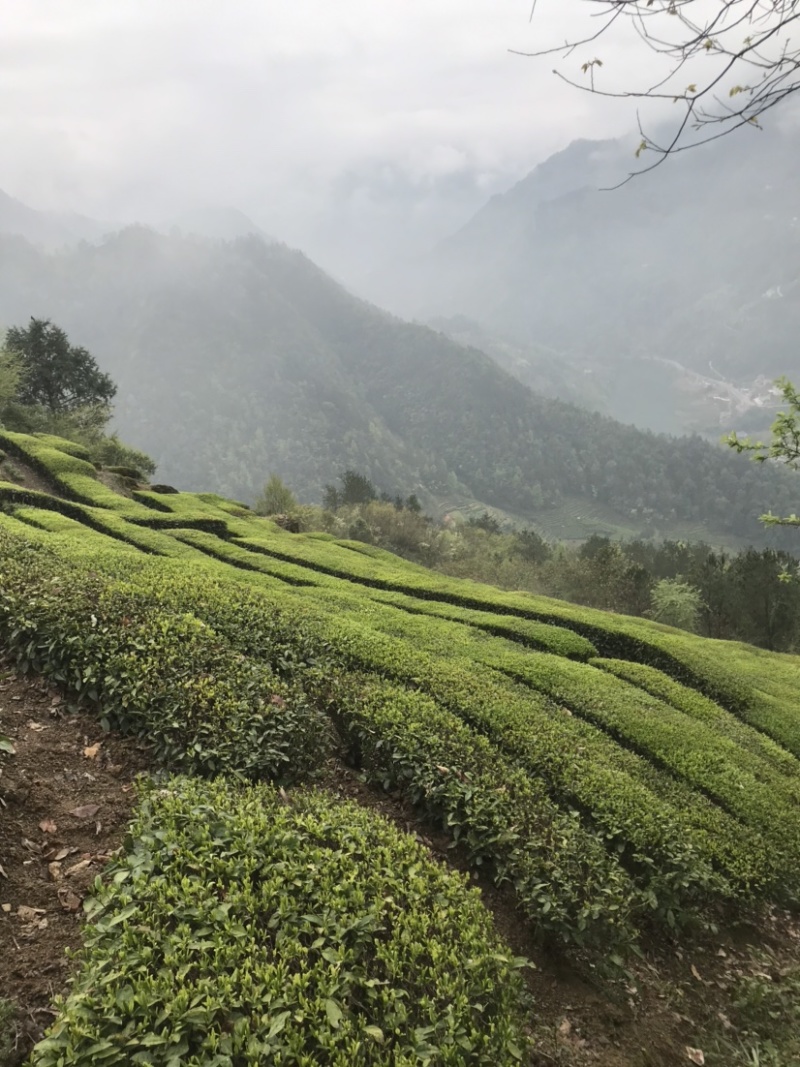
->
[[3, 430, 800, 959], [468, 512, 502, 534], [32, 776, 530, 1067], [0, 998, 18, 1066], [648, 578, 703, 632], [4, 318, 116, 414], [317, 671, 638, 949], [324, 469, 379, 510], [91, 434, 157, 477], [0, 536, 329, 782], [511, 528, 551, 565], [254, 472, 298, 515], [0, 346, 22, 418], [703, 958, 800, 1067], [727, 377, 800, 527]]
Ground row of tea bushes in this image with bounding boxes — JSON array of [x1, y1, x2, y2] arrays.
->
[[314, 612, 782, 903], [106, 561, 782, 913], [169, 572, 736, 916], [171, 528, 320, 587], [317, 670, 639, 950], [31, 777, 530, 1067], [367, 589, 597, 661], [486, 650, 800, 843], [0, 532, 327, 782], [231, 527, 760, 713], [594, 658, 800, 777]]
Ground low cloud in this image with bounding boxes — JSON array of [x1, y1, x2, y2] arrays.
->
[[0, 1, 668, 270]]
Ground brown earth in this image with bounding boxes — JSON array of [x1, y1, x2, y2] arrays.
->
[[0, 666, 151, 1065], [0, 456, 57, 497], [1, 662, 798, 1067]]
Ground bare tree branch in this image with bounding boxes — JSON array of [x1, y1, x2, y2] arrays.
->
[[521, 1, 800, 174]]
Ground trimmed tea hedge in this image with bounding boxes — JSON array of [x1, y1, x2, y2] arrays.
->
[[316, 670, 639, 949], [594, 658, 800, 778], [31, 777, 530, 1067], [0, 535, 328, 782]]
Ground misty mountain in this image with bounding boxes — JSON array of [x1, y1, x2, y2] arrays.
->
[[0, 188, 111, 250], [160, 206, 275, 243], [389, 121, 800, 438], [0, 226, 795, 546]]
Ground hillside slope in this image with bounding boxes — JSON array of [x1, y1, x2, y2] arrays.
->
[[1, 430, 799, 928], [2, 431, 800, 1064], [0, 227, 796, 546]]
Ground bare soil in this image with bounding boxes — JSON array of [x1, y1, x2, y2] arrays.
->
[[0, 666, 150, 1065], [0, 456, 57, 497]]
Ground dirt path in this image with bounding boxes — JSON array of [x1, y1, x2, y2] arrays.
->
[[0, 665, 151, 1065]]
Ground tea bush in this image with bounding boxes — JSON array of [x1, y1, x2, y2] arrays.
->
[[0, 536, 328, 782], [31, 777, 530, 1067]]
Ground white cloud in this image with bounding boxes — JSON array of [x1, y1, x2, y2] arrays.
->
[[0, 0, 664, 268]]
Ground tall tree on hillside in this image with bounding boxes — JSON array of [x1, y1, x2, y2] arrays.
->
[[5, 318, 116, 415], [323, 469, 378, 510], [525, 1, 800, 176], [255, 473, 297, 516]]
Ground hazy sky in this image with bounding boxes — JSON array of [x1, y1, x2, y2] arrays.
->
[[0, 1, 673, 270]]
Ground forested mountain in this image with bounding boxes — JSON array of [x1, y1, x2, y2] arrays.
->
[[0, 226, 796, 545], [387, 119, 800, 438]]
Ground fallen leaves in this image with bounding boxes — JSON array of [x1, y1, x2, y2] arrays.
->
[[83, 743, 101, 760], [39, 818, 57, 834], [57, 887, 82, 913], [17, 905, 46, 923], [685, 1047, 705, 1065], [68, 804, 99, 820], [51, 847, 77, 862], [64, 858, 92, 878]]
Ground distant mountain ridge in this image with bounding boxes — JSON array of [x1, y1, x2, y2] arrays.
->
[[0, 188, 111, 249], [385, 120, 800, 438], [0, 189, 273, 250], [0, 222, 795, 547]]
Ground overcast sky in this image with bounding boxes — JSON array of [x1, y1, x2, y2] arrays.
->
[[0, 1, 675, 274]]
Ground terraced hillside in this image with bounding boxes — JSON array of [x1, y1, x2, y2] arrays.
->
[[1, 431, 800, 1064]]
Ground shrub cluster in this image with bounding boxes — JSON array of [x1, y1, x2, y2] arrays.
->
[[32, 777, 530, 1067], [0, 534, 328, 782]]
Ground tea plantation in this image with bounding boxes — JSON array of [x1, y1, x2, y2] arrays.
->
[[1, 430, 800, 1065]]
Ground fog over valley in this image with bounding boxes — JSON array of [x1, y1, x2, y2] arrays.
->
[[1, 1, 799, 538]]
